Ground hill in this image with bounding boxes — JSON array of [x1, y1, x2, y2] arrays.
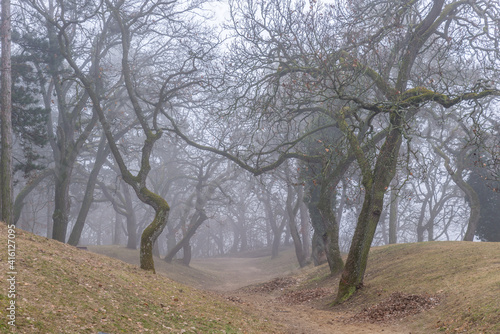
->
[[88, 241, 500, 333], [361, 242, 500, 333], [1, 222, 499, 334], [289, 241, 500, 333], [86, 244, 300, 291], [0, 224, 281, 333]]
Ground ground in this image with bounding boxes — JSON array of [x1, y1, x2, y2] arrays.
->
[[189, 255, 411, 334], [88, 242, 500, 334], [2, 224, 499, 333]]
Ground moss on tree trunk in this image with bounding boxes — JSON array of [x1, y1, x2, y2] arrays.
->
[[335, 110, 402, 304], [140, 203, 170, 273]]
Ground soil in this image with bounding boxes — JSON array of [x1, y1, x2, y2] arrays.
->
[[191, 257, 413, 334]]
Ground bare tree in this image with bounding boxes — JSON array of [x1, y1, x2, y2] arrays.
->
[[175, 0, 500, 303], [1, 0, 12, 224], [29, 0, 219, 271], [164, 156, 235, 265]]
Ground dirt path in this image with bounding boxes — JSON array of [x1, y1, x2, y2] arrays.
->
[[191, 257, 281, 290], [190, 257, 411, 334]]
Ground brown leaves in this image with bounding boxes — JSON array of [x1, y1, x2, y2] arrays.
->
[[351, 292, 440, 323], [247, 277, 297, 293], [278, 288, 330, 304]]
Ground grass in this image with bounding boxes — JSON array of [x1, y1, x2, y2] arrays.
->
[[86, 245, 220, 290], [362, 242, 500, 333], [1, 221, 499, 334], [0, 224, 282, 333], [296, 241, 500, 334], [87, 244, 301, 291]]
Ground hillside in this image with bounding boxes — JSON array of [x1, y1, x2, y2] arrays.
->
[[1, 223, 499, 334], [89, 239, 500, 333], [360, 242, 500, 333], [279, 241, 500, 334], [0, 224, 281, 333]]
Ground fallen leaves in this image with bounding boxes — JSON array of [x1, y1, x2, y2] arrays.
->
[[247, 277, 297, 293], [277, 288, 330, 304], [351, 292, 440, 323]]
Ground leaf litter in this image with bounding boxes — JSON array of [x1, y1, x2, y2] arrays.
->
[[350, 292, 440, 323]]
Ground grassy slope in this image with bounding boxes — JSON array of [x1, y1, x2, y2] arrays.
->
[[367, 242, 500, 333], [301, 241, 500, 333], [0, 224, 282, 334], [1, 222, 499, 334], [87, 245, 301, 291]]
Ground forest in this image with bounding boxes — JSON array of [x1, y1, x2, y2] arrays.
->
[[1, 0, 499, 306]]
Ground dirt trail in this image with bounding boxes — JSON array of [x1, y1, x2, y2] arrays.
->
[[190, 257, 411, 334], [191, 257, 280, 290]]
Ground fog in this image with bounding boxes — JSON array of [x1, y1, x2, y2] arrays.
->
[[5, 0, 499, 294]]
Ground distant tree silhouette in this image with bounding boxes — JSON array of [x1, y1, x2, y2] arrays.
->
[[467, 166, 500, 242]]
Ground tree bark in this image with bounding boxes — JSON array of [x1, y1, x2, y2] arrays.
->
[[336, 111, 403, 304], [113, 210, 123, 245], [52, 168, 72, 242], [299, 200, 311, 260], [122, 181, 138, 249], [389, 186, 398, 244], [286, 185, 307, 267], [262, 192, 286, 259], [307, 181, 327, 266], [1, 0, 12, 224], [182, 242, 192, 266], [317, 176, 344, 274], [138, 189, 170, 273]]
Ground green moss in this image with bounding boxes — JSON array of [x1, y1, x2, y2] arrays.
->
[[333, 282, 357, 305]]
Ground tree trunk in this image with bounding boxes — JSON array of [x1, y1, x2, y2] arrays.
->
[[299, 200, 311, 259], [427, 218, 435, 241], [13, 169, 53, 225], [389, 186, 398, 244], [46, 185, 53, 238], [182, 242, 192, 266], [336, 112, 402, 304], [262, 194, 285, 259], [165, 225, 177, 257], [434, 146, 480, 241], [1, 0, 12, 224], [286, 185, 308, 267], [229, 221, 240, 253], [213, 232, 225, 255], [379, 204, 389, 245], [123, 181, 138, 249], [416, 195, 430, 242], [271, 227, 282, 258], [283, 226, 291, 246], [139, 195, 170, 273], [317, 178, 344, 274], [307, 182, 328, 266], [164, 211, 207, 263], [68, 136, 109, 245], [52, 168, 72, 242], [238, 209, 248, 252], [113, 211, 123, 245], [461, 184, 480, 241]]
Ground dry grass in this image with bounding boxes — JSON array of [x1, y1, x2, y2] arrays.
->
[[86, 245, 300, 291], [86, 245, 220, 290], [297, 241, 500, 334], [2, 222, 499, 334], [365, 242, 500, 334], [0, 224, 283, 334]]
